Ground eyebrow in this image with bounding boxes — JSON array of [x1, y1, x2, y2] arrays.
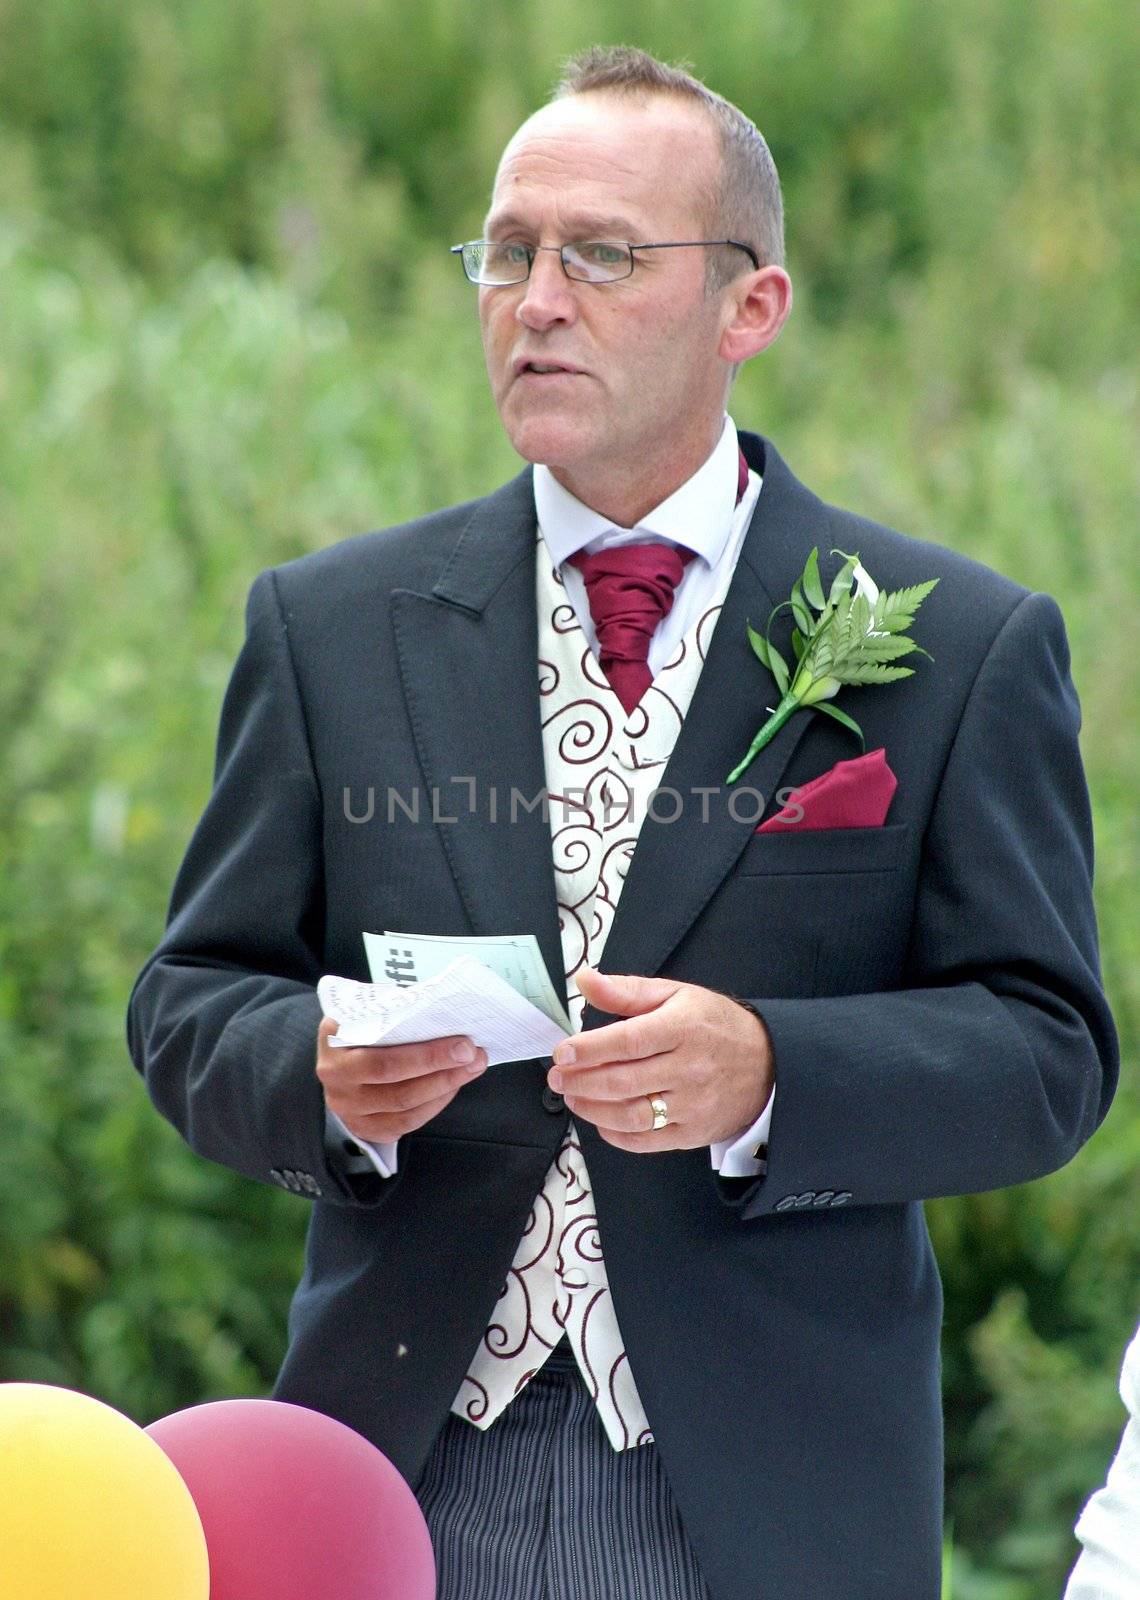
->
[[483, 210, 644, 239]]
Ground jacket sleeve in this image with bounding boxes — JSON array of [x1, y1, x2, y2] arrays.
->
[[127, 569, 389, 1208], [722, 590, 1119, 1220]]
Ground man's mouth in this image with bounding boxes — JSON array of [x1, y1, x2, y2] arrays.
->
[[513, 359, 584, 378]]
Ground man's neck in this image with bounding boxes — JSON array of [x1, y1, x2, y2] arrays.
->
[[544, 424, 726, 529]]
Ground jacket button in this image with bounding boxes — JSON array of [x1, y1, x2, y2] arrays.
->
[[542, 1086, 565, 1113]]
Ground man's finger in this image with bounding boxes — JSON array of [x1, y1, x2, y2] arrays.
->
[[553, 1013, 673, 1074], [554, 970, 683, 1072], [573, 966, 682, 1018], [318, 1028, 486, 1083], [557, 1055, 673, 1102], [338, 1088, 461, 1146], [562, 1090, 675, 1132], [333, 1058, 487, 1117]]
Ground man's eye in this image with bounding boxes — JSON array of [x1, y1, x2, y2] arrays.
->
[[582, 241, 627, 264], [579, 241, 628, 267], [492, 243, 531, 266]]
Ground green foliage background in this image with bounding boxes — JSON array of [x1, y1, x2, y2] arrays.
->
[[0, 1, 1136, 1594]]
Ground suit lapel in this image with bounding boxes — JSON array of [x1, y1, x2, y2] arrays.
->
[[389, 470, 569, 1013], [597, 434, 823, 985]]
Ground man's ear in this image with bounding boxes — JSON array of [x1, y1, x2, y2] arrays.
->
[[719, 266, 793, 366]]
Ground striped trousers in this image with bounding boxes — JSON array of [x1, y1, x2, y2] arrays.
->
[[414, 1339, 712, 1600]]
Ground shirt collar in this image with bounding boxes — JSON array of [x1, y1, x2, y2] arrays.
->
[[535, 415, 741, 571]]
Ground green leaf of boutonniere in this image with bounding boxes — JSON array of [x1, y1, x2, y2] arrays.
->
[[746, 622, 789, 696], [801, 547, 826, 610], [727, 549, 938, 784]]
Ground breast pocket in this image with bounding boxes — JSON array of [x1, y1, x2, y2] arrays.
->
[[725, 823, 914, 998], [736, 821, 911, 878]]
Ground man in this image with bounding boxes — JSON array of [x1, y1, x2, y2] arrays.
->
[[128, 46, 1118, 1600]]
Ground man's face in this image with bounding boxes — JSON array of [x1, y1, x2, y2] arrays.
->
[[479, 92, 736, 517]]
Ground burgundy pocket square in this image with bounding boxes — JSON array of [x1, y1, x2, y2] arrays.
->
[[756, 747, 897, 833]]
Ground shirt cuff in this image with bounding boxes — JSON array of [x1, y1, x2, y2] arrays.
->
[[324, 1108, 399, 1179], [709, 1086, 774, 1177]]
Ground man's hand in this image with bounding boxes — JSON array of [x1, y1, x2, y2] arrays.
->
[[316, 1017, 488, 1145], [547, 966, 773, 1152]]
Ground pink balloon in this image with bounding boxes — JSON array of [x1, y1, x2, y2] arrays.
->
[[146, 1399, 434, 1600]]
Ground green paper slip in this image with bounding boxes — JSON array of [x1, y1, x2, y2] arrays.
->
[[363, 929, 573, 1034]]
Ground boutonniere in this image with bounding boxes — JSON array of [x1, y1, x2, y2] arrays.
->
[[727, 548, 938, 783]]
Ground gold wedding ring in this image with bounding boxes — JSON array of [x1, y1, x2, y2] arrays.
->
[[648, 1094, 669, 1131]]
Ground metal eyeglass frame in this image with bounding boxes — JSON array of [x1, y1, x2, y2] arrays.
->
[[450, 238, 761, 285]]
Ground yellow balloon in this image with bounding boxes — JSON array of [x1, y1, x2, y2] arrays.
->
[[0, 1384, 209, 1600]]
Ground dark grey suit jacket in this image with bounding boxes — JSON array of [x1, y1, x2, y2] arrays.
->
[[128, 432, 1118, 1600]]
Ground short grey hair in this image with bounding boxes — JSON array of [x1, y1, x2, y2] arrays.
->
[[552, 45, 784, 290]]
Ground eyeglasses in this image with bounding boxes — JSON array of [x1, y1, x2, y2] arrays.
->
[[450, 238, 760, 286]]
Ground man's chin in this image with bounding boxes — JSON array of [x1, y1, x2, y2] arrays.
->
[[500, 414, 596, 472]]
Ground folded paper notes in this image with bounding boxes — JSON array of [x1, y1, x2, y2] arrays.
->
[[318, 931, 571, 1065]]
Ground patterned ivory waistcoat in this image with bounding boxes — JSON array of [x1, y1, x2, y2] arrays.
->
[[449, 529, 735, 1450]]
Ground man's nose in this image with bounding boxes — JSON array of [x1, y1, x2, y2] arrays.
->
[[516, 249, 577, 330]]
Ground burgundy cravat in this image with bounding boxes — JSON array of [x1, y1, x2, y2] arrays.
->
[[568, 543, 696, 712], [566, 448, 750, 714]]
